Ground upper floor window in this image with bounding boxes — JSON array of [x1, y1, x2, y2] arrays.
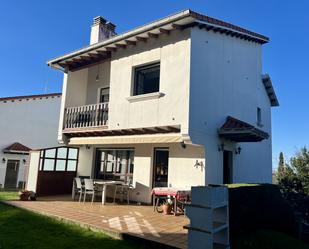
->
[[257, 107, 262, 126], [99, 87, 110, 103], [133, 63, 160, 96]]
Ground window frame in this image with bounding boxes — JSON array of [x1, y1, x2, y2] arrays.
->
[[98, 87, 110, 103], [40, 147, 79, 172], [132, 62, 160, 96], [96, 148, 134, 182]]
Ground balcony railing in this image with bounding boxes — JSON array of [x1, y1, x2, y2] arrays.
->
[[64, 103, 108, 129]]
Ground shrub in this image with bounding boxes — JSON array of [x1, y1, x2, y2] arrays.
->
[[227, 184, 297, 240]]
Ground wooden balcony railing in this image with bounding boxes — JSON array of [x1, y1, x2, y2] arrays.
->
[[64, 103, 108, 129]]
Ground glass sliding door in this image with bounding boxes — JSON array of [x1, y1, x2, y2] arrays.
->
[[95, 149, 134, 183]]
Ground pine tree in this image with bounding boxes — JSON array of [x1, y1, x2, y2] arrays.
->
[[277, 152, 285, 180]]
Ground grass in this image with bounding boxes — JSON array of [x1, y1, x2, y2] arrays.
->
[[0, 191, 145, 249], [0, 190, 19, 200], [0, 203, 144, 249]]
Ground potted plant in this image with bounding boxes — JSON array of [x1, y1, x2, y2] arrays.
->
[[162, 196, 173, 215]]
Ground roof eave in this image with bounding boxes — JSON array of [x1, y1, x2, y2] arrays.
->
[[262, 74, 279, 107], [47, 9, 269, 70]]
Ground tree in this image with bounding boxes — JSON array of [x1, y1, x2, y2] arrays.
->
[[277, 152, 285, 180], [277, 147, 309, 223], [289, 147, 309, 195]]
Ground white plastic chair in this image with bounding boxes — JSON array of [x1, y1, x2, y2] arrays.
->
[[83, 179, 100, 204], [113, 179, 134, 204], [74, 177, 83, 202]]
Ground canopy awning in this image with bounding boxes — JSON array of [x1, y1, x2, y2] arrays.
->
[[218, 116, 269, 142], [68, 133, 190, 145], [3, 142, 32, 154]]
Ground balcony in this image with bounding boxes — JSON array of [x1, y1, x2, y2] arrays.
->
[[63, 103, 108, 130]]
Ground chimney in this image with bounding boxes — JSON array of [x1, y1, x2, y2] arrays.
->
[[90, 16, 116, 45]]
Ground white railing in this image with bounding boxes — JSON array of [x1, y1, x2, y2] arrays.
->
[[64, 103, 108, 129]]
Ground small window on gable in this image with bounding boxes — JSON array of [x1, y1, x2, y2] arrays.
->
[[133, 63, 160, 96], [257, 107, 262, 126]]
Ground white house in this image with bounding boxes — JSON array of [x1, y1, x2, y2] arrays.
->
[[0, 93, 61, 188], [28, 10, 278, 203]]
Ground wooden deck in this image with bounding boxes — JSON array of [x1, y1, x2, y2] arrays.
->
[[5, 196, 188, 249]]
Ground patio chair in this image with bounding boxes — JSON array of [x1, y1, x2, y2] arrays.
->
[[113, 179, 134, 204], [83, 179, 100, 204], [73, 177, 83, 202]]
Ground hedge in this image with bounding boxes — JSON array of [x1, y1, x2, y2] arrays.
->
[[227, 184, 297, 239]]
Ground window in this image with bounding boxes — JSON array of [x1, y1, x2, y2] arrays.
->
[[257, 107, 262, 126], [133, 63, 160, 96], [95, 149, 134, 183], [40, 147, 79, 172], [99, 87, 110, 103]]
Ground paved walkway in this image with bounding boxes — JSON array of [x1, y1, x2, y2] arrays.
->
[[6, 197, 188, 249]]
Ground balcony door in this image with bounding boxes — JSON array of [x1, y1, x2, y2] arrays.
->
[[153, 148, 169, 188], [99, 87, 109, 103]]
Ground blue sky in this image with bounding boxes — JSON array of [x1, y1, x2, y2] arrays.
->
[[0, 1, 308, 167]]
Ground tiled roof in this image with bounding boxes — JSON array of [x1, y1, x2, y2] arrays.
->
[[48, 9, 269, 71], [221, 116, 255, 130], [3, 142, 32, 154], [0, 93, 61, 102], [219, 116, 269, 142]]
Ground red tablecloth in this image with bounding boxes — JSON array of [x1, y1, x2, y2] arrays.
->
[[151, 187, 191, 200]]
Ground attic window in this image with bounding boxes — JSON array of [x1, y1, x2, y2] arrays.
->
[[133, 63, 160, 96]]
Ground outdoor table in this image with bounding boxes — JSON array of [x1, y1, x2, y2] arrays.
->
[[94, 180, 124, 205], [151, 187, 191, 215]]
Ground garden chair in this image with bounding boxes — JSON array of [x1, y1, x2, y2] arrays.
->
[[113, 179, 134, 204], [83, 179, 100, 204], [74, 177, 83, 202]]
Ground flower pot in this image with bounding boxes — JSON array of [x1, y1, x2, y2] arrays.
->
[[162, 204, 173, 215]]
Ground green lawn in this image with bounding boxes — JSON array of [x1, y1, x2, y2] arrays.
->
[[0, 203, 144, 249], [0, 190, 19, 200]]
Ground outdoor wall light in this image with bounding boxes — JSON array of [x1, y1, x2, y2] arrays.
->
[[218, 143, 225, 152], [235, 146, 242, 155], [22, 159, 27, 164], [2, 158, 6, 163], [180, 141, 186, 149], [85, 144, 91, 150]]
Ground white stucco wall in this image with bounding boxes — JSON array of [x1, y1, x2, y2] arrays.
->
[[108, 30, 191, 134], [0, 95, 61, 187], [26, 150, 40, 192], [60, 30, 191, 137], [189, 27, 272, 184]]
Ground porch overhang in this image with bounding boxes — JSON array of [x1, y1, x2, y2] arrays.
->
[[68, 133, 190, 145], [218, 116, 269, 142], [3, 142, 31, 155]]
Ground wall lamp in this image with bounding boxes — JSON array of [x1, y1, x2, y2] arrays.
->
[[22, 159, 27, 164], [85, 145, 91, 150], [2, 158, 6, 163], [180, 141, 186, 149], [218, 143, 225, 152], [235, 146, 242, 155]]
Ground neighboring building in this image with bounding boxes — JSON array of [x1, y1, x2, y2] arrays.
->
[[0, 93, 61, 188], [28, 10, 278, 202]]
